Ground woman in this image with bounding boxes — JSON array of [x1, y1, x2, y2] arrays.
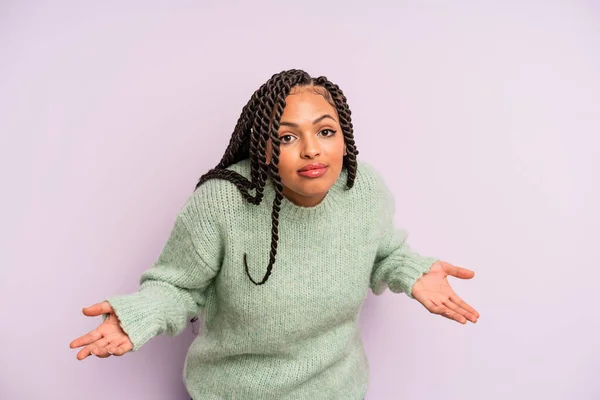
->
[[70, 69, 479, 399]]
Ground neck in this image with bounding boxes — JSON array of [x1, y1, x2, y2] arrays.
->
[[282, 186, 328, 208]]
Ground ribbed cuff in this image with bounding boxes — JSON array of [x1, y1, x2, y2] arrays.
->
[[105, 291, 163, 351], [387, 252, 438, 298]]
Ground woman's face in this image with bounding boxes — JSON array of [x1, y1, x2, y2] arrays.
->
[[266, 86, 347, 207]]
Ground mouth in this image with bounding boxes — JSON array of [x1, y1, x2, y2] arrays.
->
[[298, 163, 328, 172], [297, 163, 329, 178]]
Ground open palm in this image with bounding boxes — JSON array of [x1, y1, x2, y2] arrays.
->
[[69, 301, 133, 360], [412, 261, 480, 324]]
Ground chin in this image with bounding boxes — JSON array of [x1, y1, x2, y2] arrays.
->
[[281, 167, 342, 199]]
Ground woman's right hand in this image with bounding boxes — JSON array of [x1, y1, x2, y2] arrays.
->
[[69, 301, 133, 360]]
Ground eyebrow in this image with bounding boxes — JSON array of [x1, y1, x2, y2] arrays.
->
[[279, 114, 337, 128]]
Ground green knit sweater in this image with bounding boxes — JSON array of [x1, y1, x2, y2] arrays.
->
[[106, 158, 438, 400]]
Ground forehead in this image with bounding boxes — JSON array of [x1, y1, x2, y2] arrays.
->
[[281, 88, 337, 121]]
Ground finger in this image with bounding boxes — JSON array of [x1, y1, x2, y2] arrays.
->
[[104, 332, 131, 356], [442, 263, 475, 280], [90, 331, 128, 356], [422, 299, 451, 318], [442, 299, 469, 324], [449, 294, 480, 320], [77, 344, 95, 360], [70, 330, 102, 349], [90, 346, 111, 358], [440, 308, 466, 324], [87, 331, 121, 351], [109, 340, 133, 356], [76, 332, 109, 360], [422, 299, 440, 314], [82, 301, 113, 317], [423, 299, 467, 325]]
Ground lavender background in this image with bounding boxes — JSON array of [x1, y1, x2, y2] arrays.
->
[[1, 1, 599, 399]]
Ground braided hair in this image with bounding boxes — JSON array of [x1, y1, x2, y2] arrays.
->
[[195, 69, 359, 285]]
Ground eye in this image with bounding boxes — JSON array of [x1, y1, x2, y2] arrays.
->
[[319, 129, 337, 137], [279, 134, 296, 144]]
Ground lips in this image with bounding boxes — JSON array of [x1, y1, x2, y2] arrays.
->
[[298, 163, 328, 172], [297, 163, 329, 179]]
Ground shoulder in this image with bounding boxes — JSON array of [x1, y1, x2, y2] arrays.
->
[[349, 159, 396, 218], [354, 159, 392, 198], [225, 158, 252, 179], [183, 159, 252, 221]]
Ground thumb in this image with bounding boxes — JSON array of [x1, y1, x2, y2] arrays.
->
[[442, 263, 475, 280], [82, 301, 113, 317]]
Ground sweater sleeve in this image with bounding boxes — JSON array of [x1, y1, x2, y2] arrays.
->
[[105, 186, 224, 351], [369, 172, 438, 298]]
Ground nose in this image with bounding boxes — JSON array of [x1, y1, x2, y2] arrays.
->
[[300, 136, 321, 159]]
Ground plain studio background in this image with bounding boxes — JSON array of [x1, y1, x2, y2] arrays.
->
[[1, 1, 598, 399]]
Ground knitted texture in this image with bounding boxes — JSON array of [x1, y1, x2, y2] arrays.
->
[[106, 159, 438, 400]]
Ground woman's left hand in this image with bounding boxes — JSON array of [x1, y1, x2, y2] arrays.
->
[[411, 261, 480, 324]]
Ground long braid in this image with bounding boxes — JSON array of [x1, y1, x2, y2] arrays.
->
[[194, 70, 359, 285], [242, 74, 296, 283]]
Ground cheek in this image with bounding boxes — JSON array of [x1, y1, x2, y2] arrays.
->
[[276, 151, 296, 183], [326, 137, 347, 162]]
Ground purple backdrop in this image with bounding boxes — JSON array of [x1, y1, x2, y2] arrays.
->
[[1, 1, 599, 399]]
